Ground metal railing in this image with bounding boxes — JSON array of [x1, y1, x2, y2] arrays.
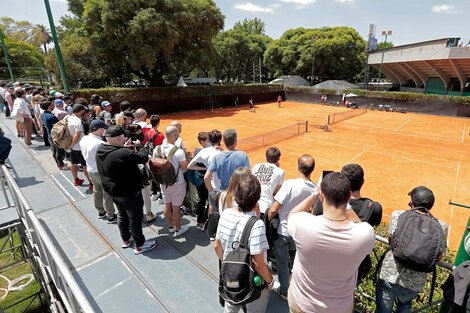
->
[[0, 165, 95, 313]]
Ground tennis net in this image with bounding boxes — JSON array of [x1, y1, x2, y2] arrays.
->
[[237, 121, 308, 152], [327, 107, 367, 125]]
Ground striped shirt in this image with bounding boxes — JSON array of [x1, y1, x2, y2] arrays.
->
[[216, 208, 269, 262]]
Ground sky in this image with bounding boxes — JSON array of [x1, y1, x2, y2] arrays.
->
[[1, 0, 469, 46]]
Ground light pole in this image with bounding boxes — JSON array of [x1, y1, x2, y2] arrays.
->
[[311, 37, 317, 87], [377, 30, 392, 91], [0, 29, 15, 82], [44, 0, 70, 91]]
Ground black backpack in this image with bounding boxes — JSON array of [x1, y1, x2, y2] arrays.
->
[[219, 216, 262, 306], [390, 207, 445, 273], [144, 131, 159, 154]]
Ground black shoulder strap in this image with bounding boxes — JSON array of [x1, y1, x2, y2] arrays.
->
[[147, 130, 159, 142], [240, 216, 258, 249], [359, 198, 374, 222]]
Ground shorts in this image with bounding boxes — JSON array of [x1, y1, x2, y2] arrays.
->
[[70, 150, 86, 166], [160, 182, 187, 206]]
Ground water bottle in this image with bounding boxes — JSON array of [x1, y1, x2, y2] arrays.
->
[[253, 275, 262, 287]]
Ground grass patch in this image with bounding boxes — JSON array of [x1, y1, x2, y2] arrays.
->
[[0, 229, 47, 313]]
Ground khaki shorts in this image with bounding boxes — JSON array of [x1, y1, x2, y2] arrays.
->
[[161, 182, 186, 206]]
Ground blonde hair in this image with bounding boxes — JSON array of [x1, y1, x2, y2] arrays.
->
[[223, 167, 252, 209], [31, 95, 44, 106]]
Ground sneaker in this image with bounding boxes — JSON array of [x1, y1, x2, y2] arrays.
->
[[88, 183, 94, 191], [73, 178, 84, 186], [157, 198, 164, 204], [59, 164, 70, 171], [180, 205, 189, 215], [169, 226, 176, 233], [210, 235, 216, 241], [174, 224, 189, 237], [98, 212, 107, 219], [197, 223, 206, 231], [273, 287, 287, 300], [151, 192, 160, 201], [107, 215, 117, 224], [121, 239, 133, 249], [146, 212, 157, 223], [134, 239, 159, 255]]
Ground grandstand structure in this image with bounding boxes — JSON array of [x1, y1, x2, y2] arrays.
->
[[368, 38, 470, 95]]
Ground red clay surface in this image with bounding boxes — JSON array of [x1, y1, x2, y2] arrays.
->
[[158, 101, 470, 250]]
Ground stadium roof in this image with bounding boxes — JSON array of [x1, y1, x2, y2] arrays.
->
[[313, 80, 359, 93], [268, 75, 310, 87]]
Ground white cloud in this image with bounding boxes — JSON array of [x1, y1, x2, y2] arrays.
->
[[234, 3, 280, 13], [431, 4, 456, 13], [280, 0, 316, 5]]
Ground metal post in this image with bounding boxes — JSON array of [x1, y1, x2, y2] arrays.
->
[[377, 30, 392, 91], [259, 57, 262, 83], [0, 30, 15, 82], [311, 46, 315, 87], [44, 0, 70, 92]]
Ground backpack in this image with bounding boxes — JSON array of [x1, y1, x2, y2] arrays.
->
[[219, 216, 263, 306], [262, 208, 279, 249], [186, 169, 204, 186], [144, 131, 159, 154], [149, 145, 180, 187], [51, 116, 73, 149], [390, 207, 445, 272]]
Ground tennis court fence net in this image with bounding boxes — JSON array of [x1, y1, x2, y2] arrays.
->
[[237, 121, 308, 152], [327, 107, 367, 125]]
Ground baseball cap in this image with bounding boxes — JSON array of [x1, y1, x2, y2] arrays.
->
[[105, 125, 129, 138], [408, 186, 435, 209], [54, 99, 64, 106], [72, 104, 86, 113], [101, 100, 111, 107], [89, 119, 108, 131], [55, 92, 64, 98], [49, 90, 57, 96], [6, 84, 14, 89]]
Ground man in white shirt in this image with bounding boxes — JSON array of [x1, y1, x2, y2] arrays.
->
[[268, 154, 316, 299], [163, 120, 186, 151], [153, 126, 189, 237], [252, 147, 284, 218], [79, 119, 116, 223], [68, 104, 91, 187]]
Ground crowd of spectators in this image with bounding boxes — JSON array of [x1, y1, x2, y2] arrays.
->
[[0, 82, 456, 313]]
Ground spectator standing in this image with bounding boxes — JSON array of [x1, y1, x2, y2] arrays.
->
[[40, 101, 68, 170], [153, 126, 189, 237], [376, 186, 447, 313], [14, 89, 33, 146], [4, 84, 14, 118], [214, 174, 273, 313], [0, 127, 12, 164], [252, 147, 284, 218], [96, 125, 158, 255], [98, 101, 113, 125], [287, 172, 375, 313], [79, 119, 116, 223], [68, 104, 90, 187], [267, 154, 316, 299], [52, 99, 69, 121]]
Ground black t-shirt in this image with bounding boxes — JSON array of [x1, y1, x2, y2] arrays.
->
[[313, 197, 382, 226]]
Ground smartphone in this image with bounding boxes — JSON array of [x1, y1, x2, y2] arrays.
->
[[322, 170, 333, 178]]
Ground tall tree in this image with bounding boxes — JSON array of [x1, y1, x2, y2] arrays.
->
[[264, 26, 367, 82], [0, 36, 44, 80], [73, 0, 224, 86], [0, 17, 34, 43], [31, 24, 52, 54]]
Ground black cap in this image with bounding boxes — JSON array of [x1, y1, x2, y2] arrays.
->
[[105, 125, 129, 138], [89, 119, 108, 131], [408, 186, 435, 209], [72, 104, 86, 113]]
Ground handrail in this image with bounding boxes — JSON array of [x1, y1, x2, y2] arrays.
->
[[0, 165, 95, 313]]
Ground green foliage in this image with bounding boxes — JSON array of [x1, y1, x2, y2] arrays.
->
[[0, 36, 44, 80], [72, 84, 283, 102], [212, 18, 272, 82], [355, 224, 455, 313], [69, 0, 225, 86], [264, 26, 367, 81], [448, 96, 470, 106], [377, 41, 394, 50]]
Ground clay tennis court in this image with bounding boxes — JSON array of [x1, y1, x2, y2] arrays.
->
[[159, 101, 470, 250]]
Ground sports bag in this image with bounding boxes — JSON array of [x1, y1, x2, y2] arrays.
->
[[149, 145, 180, 187], [390, 207, 445, 272], [219, 216, 262, 306], [51, 116, 72, 149]]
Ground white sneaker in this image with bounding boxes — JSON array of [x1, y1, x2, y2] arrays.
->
[[151, 192, 160, 201], [169, 226, 176, 233], [157, 198, 164, 204], [146, 212, 156, 223], [134, 239, 159, 255], [174, 224, 189, 237]]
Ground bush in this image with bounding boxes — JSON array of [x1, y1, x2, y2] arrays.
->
[[355, 224, 455, 313]]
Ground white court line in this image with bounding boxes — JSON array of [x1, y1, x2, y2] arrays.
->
[[394, 119, 410, 131], [346, 149, 369, 164], [60, 172, 86, 198], [50, 174, 76, 202], [462, 124, 467, 143], [448, 161, 461, 237]]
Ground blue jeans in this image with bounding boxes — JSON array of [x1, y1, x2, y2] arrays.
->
[[376, 279, 419, 313], [273, 234, 296, 295]]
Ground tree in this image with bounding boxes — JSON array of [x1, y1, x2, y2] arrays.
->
[[31, 24, 52, 54], [212, 18, 272, 82], [377, 41, 394, 50], [71, 0, 224, 86], [264, 26, 367, 82], [0, 36, 44, 80], [0, 17, 33, 43]]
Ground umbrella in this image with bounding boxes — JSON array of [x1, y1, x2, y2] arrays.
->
[[345, 93, 358, 97]]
